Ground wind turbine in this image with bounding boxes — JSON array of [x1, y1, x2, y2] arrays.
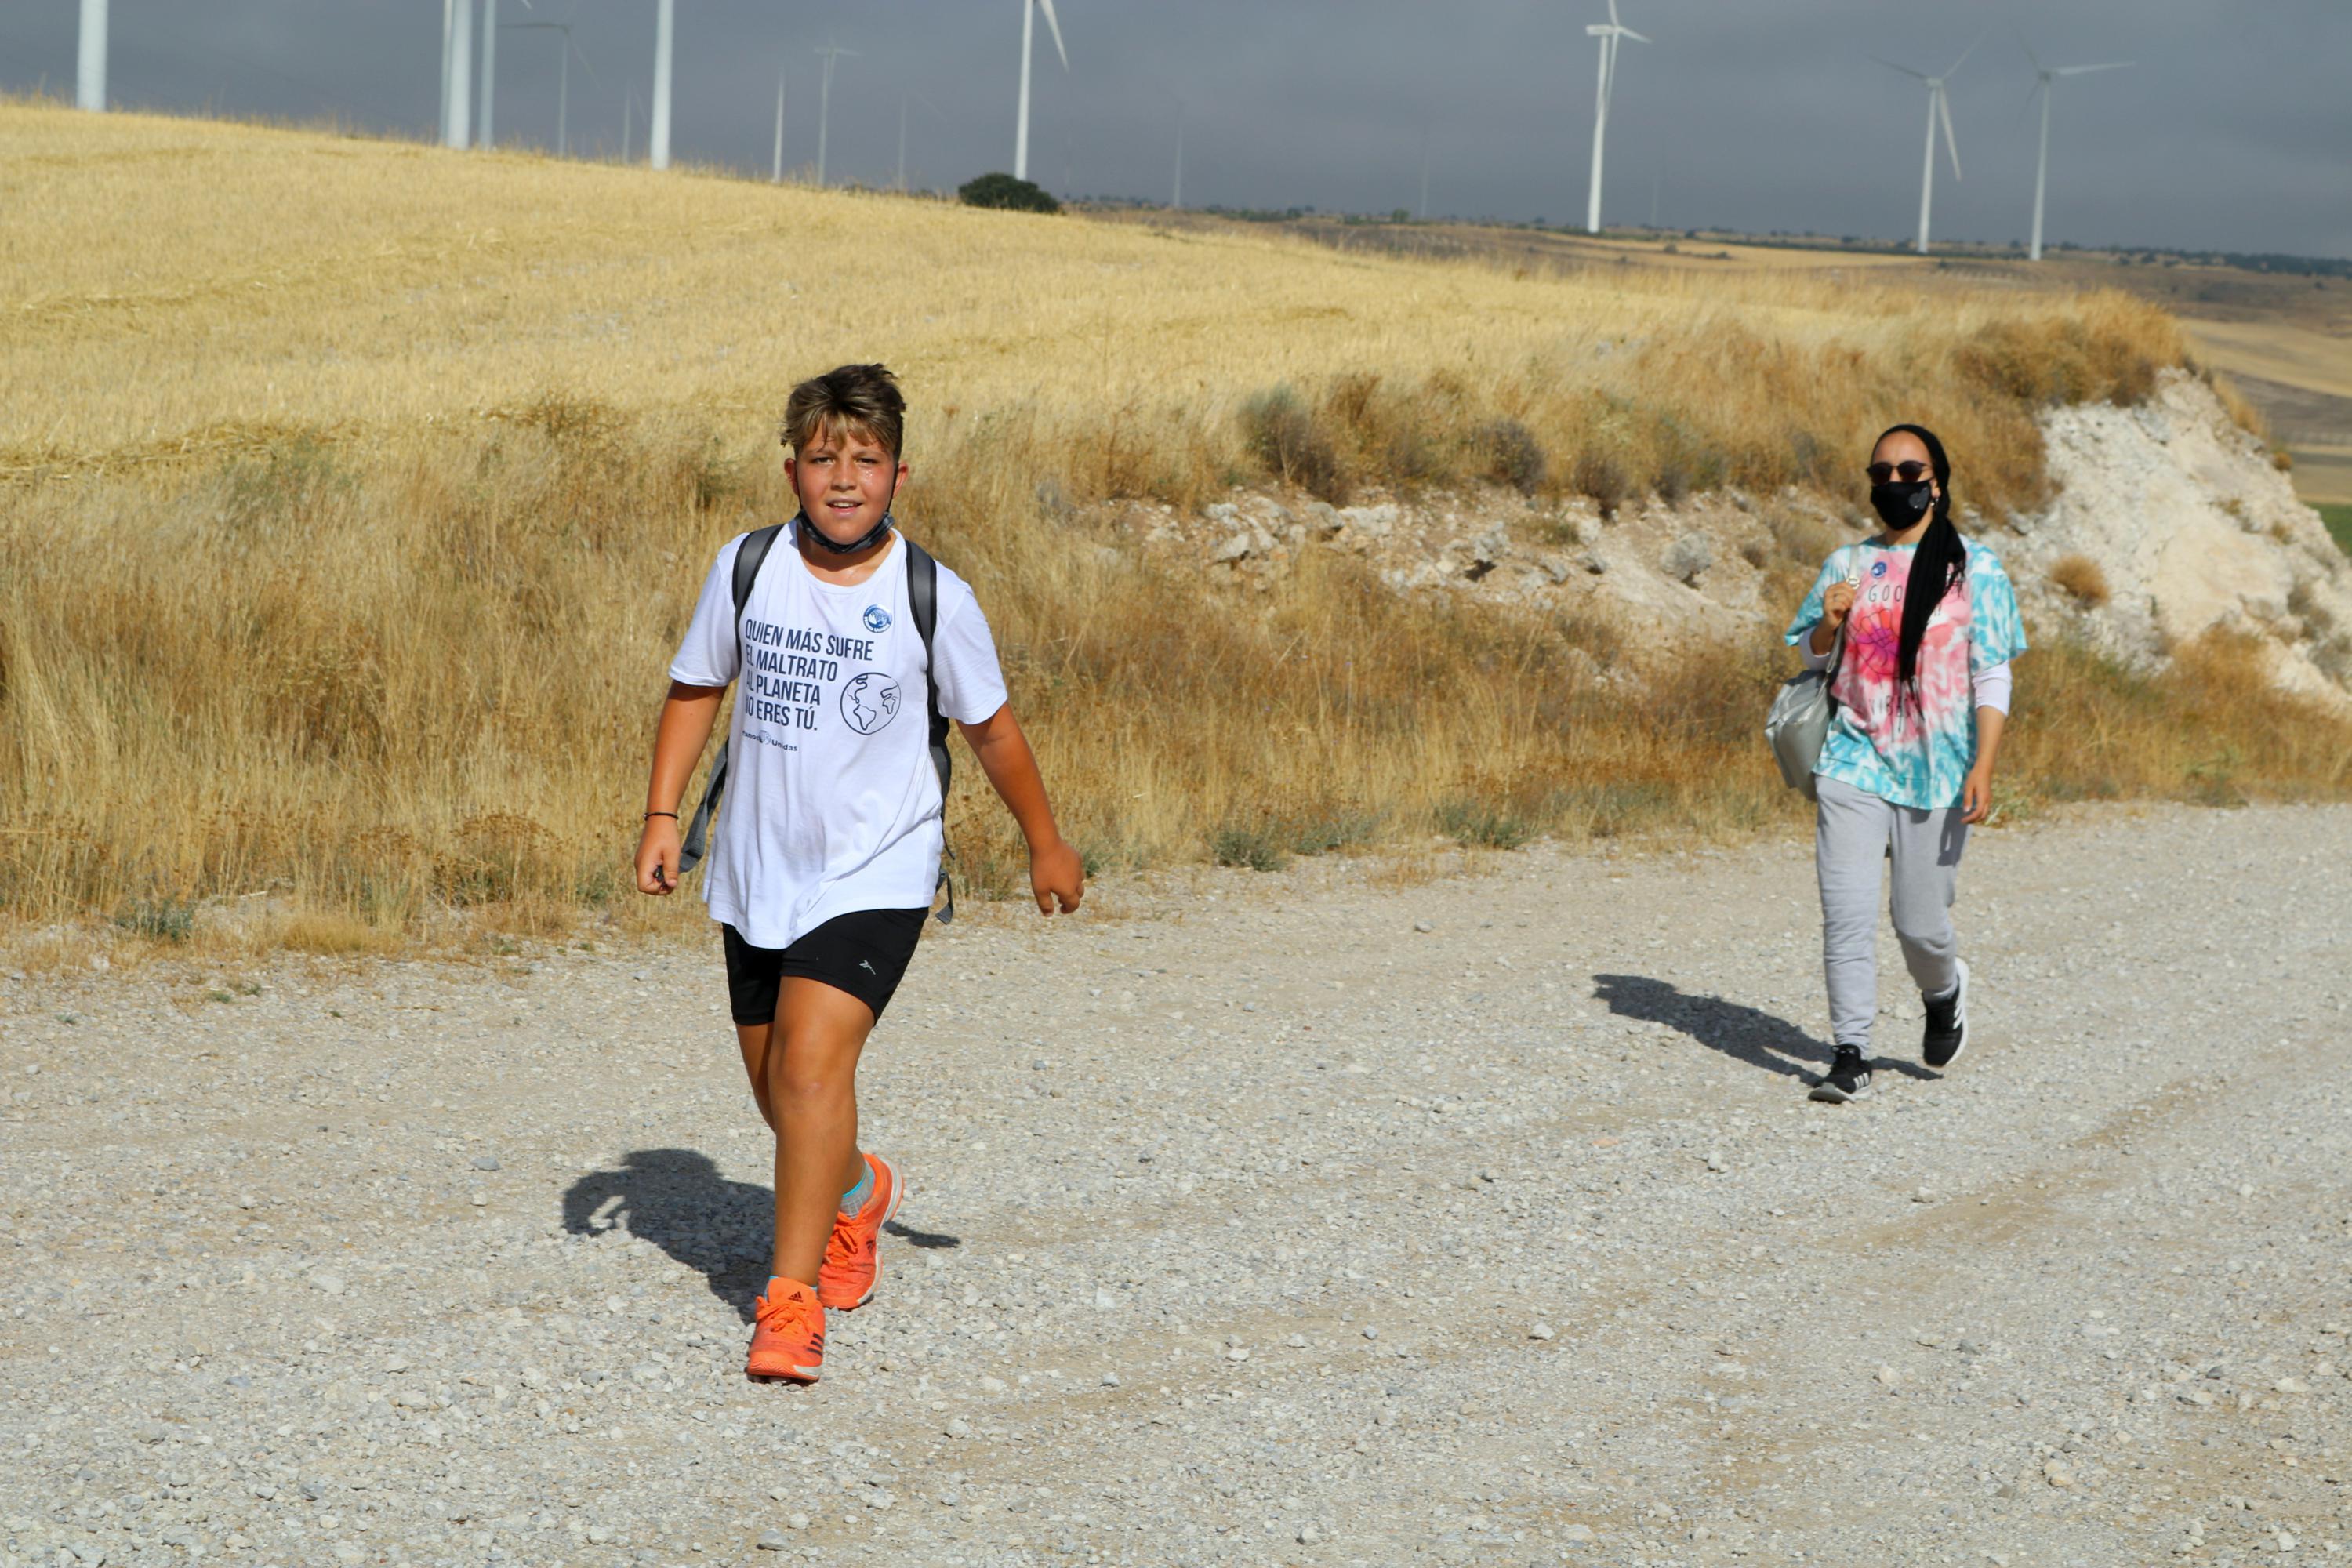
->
[[504, 17, 594, 156], [441, 0, 474, 147], [772, 67, 788, 182], [1171, 101, 1185, 209], [813, 41, 858, 185], [896, 89, 946, 192], [1583, 0, 1650, 234], [2021, 44, 2132, 261], [76, 0, 107, 111], [474, 0, 533, 148], [1874, 35, 1980, 254], [1011, 0, 1069, 182], [648, 0, 674, 169]]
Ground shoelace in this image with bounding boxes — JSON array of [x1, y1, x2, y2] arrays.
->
[[824, 1217, 871, 1275], [757, 1289, 817, 1337]]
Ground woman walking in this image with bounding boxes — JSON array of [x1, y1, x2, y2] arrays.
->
[[1786, 423, 2027, 1103]]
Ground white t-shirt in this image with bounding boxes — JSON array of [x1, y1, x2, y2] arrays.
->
[[669, 522, 1010, 949]]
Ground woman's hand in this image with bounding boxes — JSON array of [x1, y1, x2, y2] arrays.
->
[[1809, 581, 1857, 655], [1820, 581, 1857, 631], [636, 817, 683, 895], [1961, 764, 1995, 825], [1029, 837, 1085, 915]]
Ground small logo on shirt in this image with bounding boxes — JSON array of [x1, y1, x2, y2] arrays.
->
[[862, 604, 893, 633], [840, 673, 902, 735], [858, 959, 877, 974], [1870, 561, 1889, 578]]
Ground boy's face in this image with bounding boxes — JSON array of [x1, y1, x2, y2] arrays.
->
[[786, 420, 908, 546]]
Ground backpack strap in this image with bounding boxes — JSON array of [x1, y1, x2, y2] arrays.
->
[[677, 523, 785, 876], [902, 536, 956, 924]]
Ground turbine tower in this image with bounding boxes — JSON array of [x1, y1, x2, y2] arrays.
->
[[441, 0, 475, 148], [475, 0, 534, 148], [1875, 36, 1979, 254], [813, 42, 858, 185], [503, 18, 594, 156], [648, 0, 674, 169], [1171, 103, 1185, 209], [1012, 0, 1069, 182], [77, 0, 107, 111], [1583, 0, 1650, 235], [2022, 45, 2131, 262], [773, 67, 788, 182]]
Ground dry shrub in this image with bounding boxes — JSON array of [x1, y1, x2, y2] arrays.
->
[[2205, 372, 2270, 445], [2049, 554, 2111, 606], [1240, 386, 1347, 502]]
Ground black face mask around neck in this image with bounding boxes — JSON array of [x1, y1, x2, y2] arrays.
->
[[800, 510, 895, 556], [1868, 481, 1935, 530]]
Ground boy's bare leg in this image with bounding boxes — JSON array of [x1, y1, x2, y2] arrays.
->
[[765, 978, 877, 1286], [734, 1022, 779, 1133]]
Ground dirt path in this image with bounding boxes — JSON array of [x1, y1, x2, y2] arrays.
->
[[5, 803, 2350, 1568]]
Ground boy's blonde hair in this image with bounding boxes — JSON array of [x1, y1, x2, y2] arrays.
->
[[781, 363, 906, 460]]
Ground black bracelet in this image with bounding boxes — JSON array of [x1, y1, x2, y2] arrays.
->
[[644, 811, 679, 820]]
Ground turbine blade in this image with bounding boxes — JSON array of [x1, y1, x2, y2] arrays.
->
[[2013, 77, 2043, 134], [1037, 0, 1069, 71], [1870, 53, 1930, 80], [2016, 30, 2043, 74], [2055, 60, 2133, 75], [1619, 27, 1651, 44], [1939, 86, 1962, 180], [1946, 30, 1984, 77]]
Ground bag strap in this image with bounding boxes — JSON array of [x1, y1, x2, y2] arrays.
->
[[677, 523, 785, 876], [902, 537, 955, 924]]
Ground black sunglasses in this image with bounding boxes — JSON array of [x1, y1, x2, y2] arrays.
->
[[1866, 460, 1932, 484]]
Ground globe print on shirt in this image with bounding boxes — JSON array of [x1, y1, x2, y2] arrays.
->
[[840, 672, 902, 735]]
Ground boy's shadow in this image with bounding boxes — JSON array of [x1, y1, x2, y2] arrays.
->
[[1590, 975, 1935, 1083], [561, 1149, 960, 1323]]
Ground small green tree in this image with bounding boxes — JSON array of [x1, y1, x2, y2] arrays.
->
[[959, 172, 1060, 214]]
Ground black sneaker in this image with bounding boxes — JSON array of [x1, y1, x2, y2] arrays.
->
[[1922, 959, 1971, 1070], [1809, 1047, 1872, 1103]]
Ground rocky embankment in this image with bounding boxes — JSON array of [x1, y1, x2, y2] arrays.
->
[[1119, 369, 2352, 703]]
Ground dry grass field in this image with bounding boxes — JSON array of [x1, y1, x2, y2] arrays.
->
[[5, 102, 2348, 952]]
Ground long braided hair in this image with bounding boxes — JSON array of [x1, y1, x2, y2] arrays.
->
[[1878, 423, 1968, 688]]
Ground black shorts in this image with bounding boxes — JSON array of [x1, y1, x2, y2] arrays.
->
[[721, 909, 927, 1025]]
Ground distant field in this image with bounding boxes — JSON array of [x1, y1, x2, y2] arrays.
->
[[4, 103, 2347, 949], [1156, 209, 2352, 509], [2321, 503, 2352, 557]]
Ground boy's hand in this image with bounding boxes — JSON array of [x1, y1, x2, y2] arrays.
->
[[636, 818, 683, 895], [1820, 580, 1857, 631], [1029, 837, 1084, 915]]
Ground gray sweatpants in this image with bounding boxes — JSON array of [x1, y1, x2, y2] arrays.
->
[[1814, 774, 1968, 1053]]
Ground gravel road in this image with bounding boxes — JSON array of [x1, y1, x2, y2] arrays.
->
[[5, 803, 2350, 1568]]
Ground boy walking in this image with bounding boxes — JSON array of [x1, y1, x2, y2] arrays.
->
[[634, 364, 1083, 1382]]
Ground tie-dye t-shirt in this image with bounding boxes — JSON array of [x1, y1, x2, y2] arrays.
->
[[1784, 537, 2027, 811]]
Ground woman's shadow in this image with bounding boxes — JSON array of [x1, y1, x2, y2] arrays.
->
[[561, 1149, 960, 1322], [1589, 974, 1934, 1083]]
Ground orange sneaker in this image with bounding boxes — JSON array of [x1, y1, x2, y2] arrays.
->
[[817, 1152, 902, 1312], [746, 1278, 826, 1382]]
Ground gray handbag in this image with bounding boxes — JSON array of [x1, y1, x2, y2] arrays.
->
[[1765, 626, 1842, 800]]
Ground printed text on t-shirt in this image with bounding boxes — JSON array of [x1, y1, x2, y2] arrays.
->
[[738, 619, 884, 731]]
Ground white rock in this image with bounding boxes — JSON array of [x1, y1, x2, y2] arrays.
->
[[309, 1272, 346, 1296], [1530, 1323, 1555, 1341]]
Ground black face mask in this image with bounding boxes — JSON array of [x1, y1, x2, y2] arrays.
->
[[1869, 481, 1935, 530], [800, 509, 895, 556]]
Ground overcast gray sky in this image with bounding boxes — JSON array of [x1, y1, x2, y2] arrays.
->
[[5, 1, 2347, 258]]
